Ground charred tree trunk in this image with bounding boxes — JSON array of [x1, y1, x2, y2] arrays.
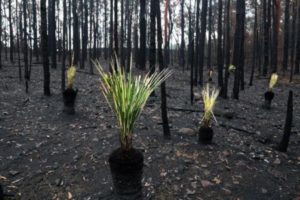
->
[[294, 1, 300, 74], [149, 0, 156, 76], [16, 0, 21, 80], [278, 91, 293, 152], [32, 0, 39, 61], [73, 0, 80, 65], [188, 2, 194, 104], [62, 0, 67, 91], [41, 0, 50, 95], [81, 0, 88, 69], [8, 0, 14, 63], [198, 0, 208, 86], [114, 0, 119, 56], [232, 0, 245, 99], [48, 0, 57, 69], [180, 0, 185, 70], [139, 0, 146, 70], [0, 0, 2, 69], [68, 0, 72, 64], [109, 0, 113, 60], [250, 0, 258, 86], [158, 0, 170, 139], [194, 0, 200, 85], [290, 1, 297, 82], [263, 0, 270, 76], [120, 0, 125, 67], [91, 0, 96, 74], [282, 0, 290, 73], [272, 0, 281, 73], [223, 0, 231, 98], [126, 0, 132, 71], [104, 0, 108, 59], [207, 0, 212, 72], [89, 0, 94, 71], [217, 0, 224, 94], [23, 0, 30, 93]]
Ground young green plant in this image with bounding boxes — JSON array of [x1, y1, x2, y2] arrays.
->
[[201, 84, 220, 127], [67, 56, 76, 89], [94, 58, 172, 151], [228, 64, 236, 74], [268, 73, 278, 92]]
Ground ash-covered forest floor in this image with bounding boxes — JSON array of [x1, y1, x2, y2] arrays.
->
[[0, 60, 300, 200]]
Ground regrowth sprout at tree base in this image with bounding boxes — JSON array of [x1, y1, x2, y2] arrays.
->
[[268, 73, 279, 91], [67, 55, 77, 89], [63, 55, 78, 114], [94, 57, 172, 151], [198, 84, 220, 144], [201, 84, 220, 127], [263, 73, 279, 109]]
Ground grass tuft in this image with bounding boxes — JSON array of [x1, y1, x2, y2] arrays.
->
[[268, 73, 278, 91], [94, 57, 172, 150], [201, 84, 220, 127], [67, 55, 77, 89]]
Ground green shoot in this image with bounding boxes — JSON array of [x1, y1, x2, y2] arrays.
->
[[67, 55, 76, 89], [94, 57, 172, 151], [201, 84, 220, 127], [228, 65, 236, 73], [268, 73, 278, 91]]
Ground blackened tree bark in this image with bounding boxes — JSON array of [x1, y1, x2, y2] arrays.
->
[[180, 0, 185, 70], [50, 0, 57, 69], [41, 0, 50, 95], [139, 0, 146, 70], [134, 24, 139, 68], [91, 0, 96, 74], [149, 0, 156, 75], [278, 91, 293, 152], [94, 0, 99, 60], [194, 0, 200, 84], [8, 0, 14, 63], [126, 0, 132, 71], [294, 1, 300, 74], [217, 0, 224, 94], [5, 31, 7, 61], [272, 0, 281, 73], [250, 0, 258, 86], [157, 0, 170, 138], [16, 0, 21, 80], [62, 0, 67, 91], [109, 0, 113, 59], [207, 0, 212, 71], [23, 0, 30, 93], [32, 0, 39, 61], [290, 1, 297, 82], [120, 0, 125, 67], [232, 0, 245, 99], [263, 0, 270, 76], [73, 0, 80, 65], [104, 0, 108, 59], [68, 0, 72, 64], [198, 0, 208, 86], [282, 0, 290, 72], [0, 0, 2, 69], [114, 0, 119, 56], [89, 0, 94, 68], [222, 0, 231, 98], [188, 3, 195, 104], [164, 1, 172, 66], [81, 0, 88, 69]]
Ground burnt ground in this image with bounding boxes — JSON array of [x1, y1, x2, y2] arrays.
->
[[0, 60, 299, 200]]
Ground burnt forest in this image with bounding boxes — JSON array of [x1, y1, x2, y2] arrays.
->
[[0, 0, 299, 199]]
